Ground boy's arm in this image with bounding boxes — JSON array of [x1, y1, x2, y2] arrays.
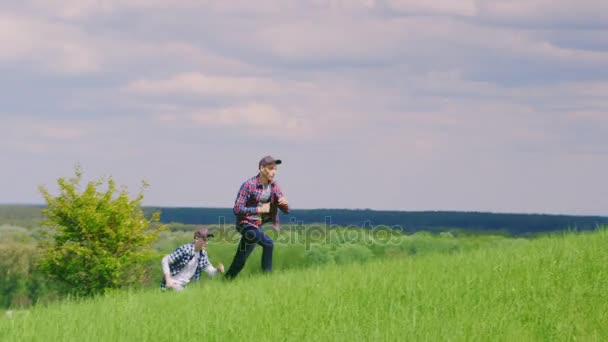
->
[[162, 245, 188, 288], [201, 252, 224, 277], [161, 254, 175, 288], [275, 184, 289, 214], [203, 263, 224, 277]]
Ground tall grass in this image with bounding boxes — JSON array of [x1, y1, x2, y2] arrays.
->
[[1, 229, 606, 341], [0, 224, 511, 309]]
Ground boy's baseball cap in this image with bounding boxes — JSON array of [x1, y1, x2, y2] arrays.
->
[[259, 156, 282, 168], [194, 228, 214, 239]]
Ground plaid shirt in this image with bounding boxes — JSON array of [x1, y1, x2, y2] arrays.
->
[[160, 243, 211, 289], [233, 174, 290, 230]]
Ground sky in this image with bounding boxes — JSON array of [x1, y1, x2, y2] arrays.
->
[[0, 0, 607, 216]]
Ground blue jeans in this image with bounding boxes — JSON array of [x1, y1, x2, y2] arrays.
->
[[225, 223, 274, 279]]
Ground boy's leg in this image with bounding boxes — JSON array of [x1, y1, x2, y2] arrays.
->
[[225, 224, 258, 279], [256, 230, 274, 272]]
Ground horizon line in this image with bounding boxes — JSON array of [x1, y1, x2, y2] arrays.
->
[[0, 203, 606, 218]]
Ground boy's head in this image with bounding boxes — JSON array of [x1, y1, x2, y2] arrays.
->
[[194, 227, 214, 249], [259, 156, 282, 183]]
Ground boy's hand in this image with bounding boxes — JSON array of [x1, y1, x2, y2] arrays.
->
[[259, 203, 271, 213], [165, 277, 176, 289], [278, 196, 288, 207], [217, 263, 225, 273]]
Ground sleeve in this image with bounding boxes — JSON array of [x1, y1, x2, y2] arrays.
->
[[161, 254, 171, 276], [199, 251, 217, 277], [161, 245, 184, 275], [204, 263, 218, 277], [233, 181, 258, 215], [274, 184, 289, 214]]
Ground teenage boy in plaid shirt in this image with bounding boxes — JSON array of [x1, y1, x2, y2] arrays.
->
[[161, 227, 224, 291], [225, 156, 290, 279]]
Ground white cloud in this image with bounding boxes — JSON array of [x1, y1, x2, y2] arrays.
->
[[385, 0, 478, 16], [567, 111, 608, 123], [0, 13, 101, 73], [155, 113, 180, 123], [157, 102, 314, 140], [477, 0, 608, 28], [20, 0, 479, 19], [0, 117, 89, 158], [191, 102, 297, 129], [40, 126, 86, 141], [308, 0, 377, 11], [80, 38, 258, 82], [16, 0, 195, 19], [16, 0, 298, 19], [255, 15, 403, 62], [239, 11, 608, 78], [13, 142, 50, 154], [0, 13, 102, 73], [125, 72, 283, 97]]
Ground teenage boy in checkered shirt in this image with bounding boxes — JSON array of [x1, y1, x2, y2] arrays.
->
[[225, 156, 290, 279], [161, 227, 224, 291]]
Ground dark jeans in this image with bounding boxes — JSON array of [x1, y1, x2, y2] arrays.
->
[[225, 223, 274, 279]]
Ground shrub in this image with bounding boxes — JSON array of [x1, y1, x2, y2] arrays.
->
[[334, 244, 374, 265], [37, 165, 165, 296]]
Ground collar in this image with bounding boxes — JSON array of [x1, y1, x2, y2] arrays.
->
[[255, 173, 274, 187]]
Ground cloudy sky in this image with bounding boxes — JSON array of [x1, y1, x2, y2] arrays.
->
[[1, 0, 607, 216]]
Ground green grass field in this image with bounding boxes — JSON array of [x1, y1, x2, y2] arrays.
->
[[1, 229, 606, 341]]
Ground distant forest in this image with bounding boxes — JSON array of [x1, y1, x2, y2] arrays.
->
[[1, 205, 606, 235], [147, 207, 608, 235]]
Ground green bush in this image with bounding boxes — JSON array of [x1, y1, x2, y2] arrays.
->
[[0, 244, 58, 309], [334, 244, 374, 265], [304, 245, 335, 266], [37, 165, 165, 297], [0, 225, 35, 244]]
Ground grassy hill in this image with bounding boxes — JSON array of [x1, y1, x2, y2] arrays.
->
[[1, 228, 606, 341]]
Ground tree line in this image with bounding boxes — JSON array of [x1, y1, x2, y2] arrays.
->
[[3, 205, 607, 236], [147, 207, 608, 235]]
